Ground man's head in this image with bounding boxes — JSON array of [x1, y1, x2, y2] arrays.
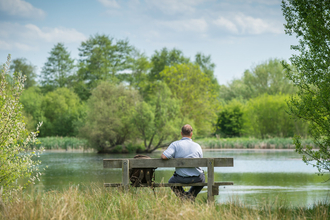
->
[[181, 124, 193, 138]]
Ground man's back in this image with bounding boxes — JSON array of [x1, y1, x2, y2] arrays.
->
[[162, 137, 203, 177]]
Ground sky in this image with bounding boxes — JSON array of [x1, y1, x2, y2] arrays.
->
[[0, 0, 299, 85]]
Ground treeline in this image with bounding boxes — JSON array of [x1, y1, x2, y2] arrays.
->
[[6, 34, 308, 152]]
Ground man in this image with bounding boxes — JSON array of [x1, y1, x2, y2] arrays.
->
[[161, 124, 205, 201]]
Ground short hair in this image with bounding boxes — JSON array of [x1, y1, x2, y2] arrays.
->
[[181, 124, 193, 136]]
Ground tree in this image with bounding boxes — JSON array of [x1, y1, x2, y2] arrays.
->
[[215, 100, 245, 137], [282, 0, 330, 173], [0, 55, 42, 194], [80, 82, 140, 153], [41, 88, 83, 137], [149, 48, 190, 81], [41, 43, 75, 91], [244, 94, 308, 138], [10, 58, 37, 89], [20, 86, 44, 132], [76, 35, 133, 100], [220, 59, 296, 102], [160, 63, 219, 135], [132, 82, 181, 153]]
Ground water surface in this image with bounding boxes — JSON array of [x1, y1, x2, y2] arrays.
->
[[34, 149, 330, 207]]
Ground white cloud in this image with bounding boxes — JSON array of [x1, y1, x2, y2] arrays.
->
[[146, 0, 206, 15], [214, 13, 282, 35], [0, 22, 87, 51], [97, 0, 120, 8], [0, 0, 45, 19], [159, 18, 208, 33], [24, 24, 87, 43]]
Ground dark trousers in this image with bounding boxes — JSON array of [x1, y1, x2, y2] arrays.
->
[[168, 172, 205, 199]]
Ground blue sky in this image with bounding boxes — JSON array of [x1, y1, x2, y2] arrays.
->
[[0, 0, 298, 85]]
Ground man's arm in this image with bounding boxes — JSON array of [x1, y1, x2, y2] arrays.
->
[[161, 153, 168, 160]]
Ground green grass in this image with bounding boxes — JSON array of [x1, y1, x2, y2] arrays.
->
[[196, 137, 316, 149], [30, 136, 316, 151], [1, 184, 329, 220], [31, 137, 88, 150]]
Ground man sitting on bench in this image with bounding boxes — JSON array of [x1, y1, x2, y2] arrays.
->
[[161, 124, 205, 201]]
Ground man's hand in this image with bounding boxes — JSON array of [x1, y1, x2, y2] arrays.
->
[[161, 154, 168, 160]]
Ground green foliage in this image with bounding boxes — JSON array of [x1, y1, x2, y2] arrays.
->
[[41, 88, 83, 137], [0, 55, 43, 195], [132, 82, 181, 152], [20, 86, 44, 131], [282, 0, 330, 173], [80, 82, 140, 152], [196, 137, 315, 149], [215, 100, 244, 137], [10, 58, 37, 89], [76, 34, 133, 100], [30, 137, 88, 150], [220, 59, 296, 101], [160, 63, 219, 135], [244, 94, 308, 138], [149, 48, 190, 81], [41, 43, 75, 92]]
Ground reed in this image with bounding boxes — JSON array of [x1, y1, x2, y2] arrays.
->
[[1, 184, 329, 220], [196, 137, 316, 149], [31, 137, 88, 150]]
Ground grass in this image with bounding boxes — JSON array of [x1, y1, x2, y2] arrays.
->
[[31, 137, 88, 150], [30, 136, 316, 151], [1, 184, 329, 220], [196, 137, 316, 149]]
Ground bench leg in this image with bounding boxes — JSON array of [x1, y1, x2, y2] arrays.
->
[[207, 158, 214, 202], [122, 159, 129, 191]]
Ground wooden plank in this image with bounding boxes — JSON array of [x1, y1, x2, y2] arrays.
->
[[122, 159, 129, 191], [207, 158, 215, 202], [104, 182, 234, 187], [103, 158, 233, 168]]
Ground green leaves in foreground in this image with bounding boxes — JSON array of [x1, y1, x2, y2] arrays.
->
[[0, 55, 43, 195]]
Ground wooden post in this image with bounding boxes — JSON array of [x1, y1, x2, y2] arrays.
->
[[122, 159, 129, 191], [207, 158, 215, 202]]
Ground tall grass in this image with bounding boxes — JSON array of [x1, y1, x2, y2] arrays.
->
[[31, 137, 88, 150], [196, 137, 316, 149], [1, 184, 329, 220]]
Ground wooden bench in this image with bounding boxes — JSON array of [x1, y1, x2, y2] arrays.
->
[[103, 158, 234, 202]]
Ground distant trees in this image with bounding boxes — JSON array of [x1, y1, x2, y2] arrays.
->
[[7, 32, 314, 153], [76, 34, 133, 100], [220, 59, 296, 102], [41, 43, 75, 92], [132, 82, 181, 153], [215, 100, 244, 137], [10, 58, 37, 89], [161, 63, 219, 135], [80, 82, 141, 153]]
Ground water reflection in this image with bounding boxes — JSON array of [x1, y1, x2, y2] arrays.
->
[[32, 150, 330, 207]]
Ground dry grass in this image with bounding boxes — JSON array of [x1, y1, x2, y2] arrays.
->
[[1, 184, 329, 220]]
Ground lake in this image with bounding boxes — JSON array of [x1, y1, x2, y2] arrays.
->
[[33, 149, 330, 207]]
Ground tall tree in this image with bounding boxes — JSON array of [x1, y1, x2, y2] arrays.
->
[[41, 43, 74, 91], [10, 58, 37, 89], [76, 34, 133, 100], [80, 82, 140, 153], [160, 63, 219, 135], [132, 82, 181, 153], [282, 0, 330, 173], [149, 48, 190, 81]]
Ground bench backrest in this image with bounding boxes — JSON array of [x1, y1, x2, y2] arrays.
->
[[103, 158, 233, 168]]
